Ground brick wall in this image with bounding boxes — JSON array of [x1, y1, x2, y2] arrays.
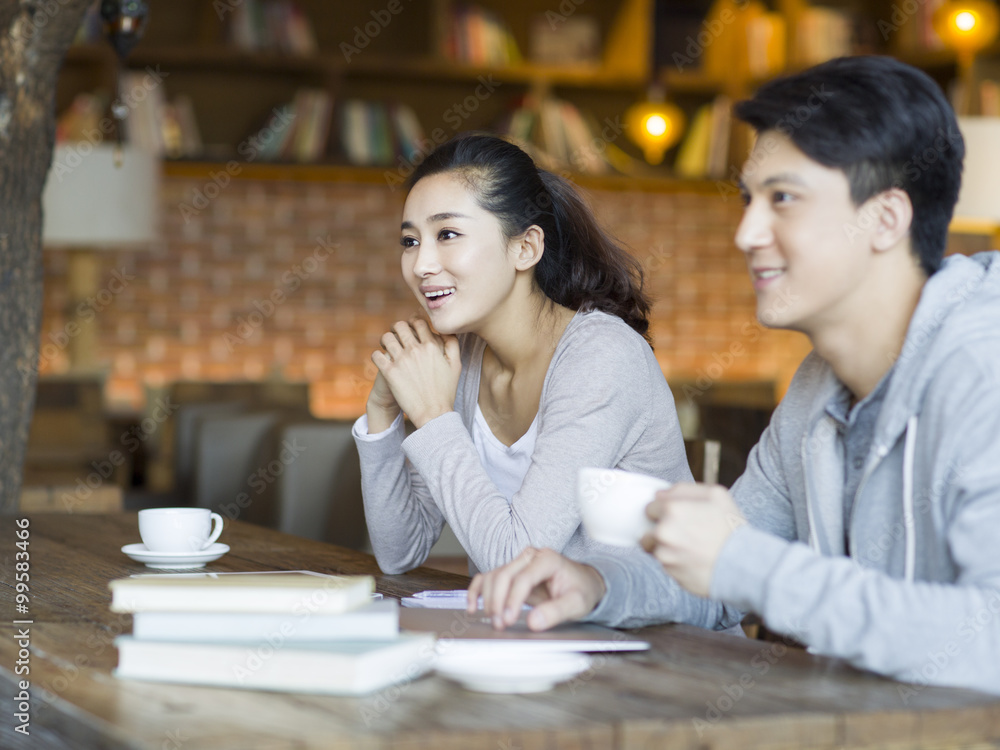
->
[[39, 172, 988, 418]]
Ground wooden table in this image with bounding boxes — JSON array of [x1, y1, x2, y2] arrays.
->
[[2, 514, 999, 750]]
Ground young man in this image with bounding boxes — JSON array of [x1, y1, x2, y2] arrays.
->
[[468, 55, 1000, 695]]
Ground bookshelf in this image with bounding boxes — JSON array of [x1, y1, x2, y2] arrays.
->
[[57, 0, 660, 175], [654, 0, 1000, 178], [56, 0, 1000, 182]]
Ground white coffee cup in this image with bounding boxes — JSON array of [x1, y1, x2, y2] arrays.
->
[[138, 507, 224, 553], [578, 468, 671, 547]]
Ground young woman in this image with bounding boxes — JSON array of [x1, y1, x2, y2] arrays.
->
[[353, 133, 692, 575]]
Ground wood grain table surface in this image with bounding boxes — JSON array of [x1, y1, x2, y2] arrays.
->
[[2, 513, 998, 749]]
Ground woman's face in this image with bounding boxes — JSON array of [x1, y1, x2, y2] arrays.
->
[[399, 172, 521, 335]]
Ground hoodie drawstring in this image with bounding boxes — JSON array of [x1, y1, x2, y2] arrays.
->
[[902, 415, 919, 583]]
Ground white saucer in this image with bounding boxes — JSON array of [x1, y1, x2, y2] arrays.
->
[[121, 543, 230, 569], [434, 648, 591, 694]]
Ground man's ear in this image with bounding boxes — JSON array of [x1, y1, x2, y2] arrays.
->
[[871, 188, 914, 252], [512, 225, 545, 271]]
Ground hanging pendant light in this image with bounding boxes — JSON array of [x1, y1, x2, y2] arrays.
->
[[624, 85, 686, 166], [932, 0, 999, 62], [100, 0, 151, 163]]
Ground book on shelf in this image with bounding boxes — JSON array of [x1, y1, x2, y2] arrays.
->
[[443, 5, 521, 67], [745, 12, 786, 79], [109, 571, 375, 614], [338, 100, 426, 167], [705, 95, 732, 179], [255, 102, 297, 160], [289, 88, 333, 162], [791, 6, 853, 68], [674, 95, 730, 179], [978, 80, 1000, 118], [118, 71, 169, 155], [225, 0, 317, 55], [131, 598, 399, 643], [529, 14, 601, 66], [248, 89, 331, 162], [674, 103, 712, 179], [503, 95, 611, 175], [116, 73, 204, 158], [114, 632, 436, 696]]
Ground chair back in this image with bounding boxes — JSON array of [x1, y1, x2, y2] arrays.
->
[[684, 438, 722, 484]]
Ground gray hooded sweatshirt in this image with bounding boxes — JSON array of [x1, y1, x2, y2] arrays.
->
[[586, 251, 1000, 695]]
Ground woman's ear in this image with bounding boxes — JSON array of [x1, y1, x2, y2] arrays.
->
[[871, 188, 914, 253], [512, 225, 545, 271]]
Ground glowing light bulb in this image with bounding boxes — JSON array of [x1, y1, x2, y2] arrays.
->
[[955, 10, 977, 31], [645, 115, 668, 137]]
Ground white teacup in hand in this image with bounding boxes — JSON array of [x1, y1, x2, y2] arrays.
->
[[578, 468, 671, 547], [138, 507, 224, 553]]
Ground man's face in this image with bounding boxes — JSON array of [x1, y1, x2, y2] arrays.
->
[[736, 130, 878, 335]]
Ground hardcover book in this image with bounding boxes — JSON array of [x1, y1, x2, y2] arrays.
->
[[131, 598, 398, 642], [109, 571, 375, 614], [114, 632, 436, 696]]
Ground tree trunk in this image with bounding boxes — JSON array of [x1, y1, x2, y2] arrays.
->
[[0, 1, 92, 512]]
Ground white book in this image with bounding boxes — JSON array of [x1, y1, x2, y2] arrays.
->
[[114, 633, 436, 696], [131, 598, 398, 642], [109, 571, 374, 614]]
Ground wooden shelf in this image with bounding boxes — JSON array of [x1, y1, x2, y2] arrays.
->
[[161, 159, 722, 194], [128, 46, 335, 75], [114, 44, 647, 89]]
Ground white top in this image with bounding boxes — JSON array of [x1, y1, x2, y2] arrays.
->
[[472, 404, 538, 503]]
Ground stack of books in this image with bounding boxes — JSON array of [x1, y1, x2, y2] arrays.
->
[[110, 571, 435, 695]]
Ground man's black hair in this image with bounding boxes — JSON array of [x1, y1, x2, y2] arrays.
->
[[734, 55, 964, 275]]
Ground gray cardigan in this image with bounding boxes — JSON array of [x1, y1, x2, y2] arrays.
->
[[355, 310, 693, 576]]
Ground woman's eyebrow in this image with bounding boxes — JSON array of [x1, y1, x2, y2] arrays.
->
[[401, 212, 472, 231]]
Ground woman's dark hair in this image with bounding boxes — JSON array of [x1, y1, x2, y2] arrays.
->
[[734, 55, 964, 276], [407, 133, 652, 343]]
